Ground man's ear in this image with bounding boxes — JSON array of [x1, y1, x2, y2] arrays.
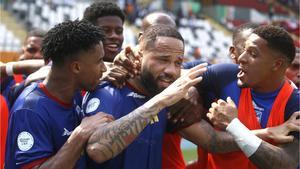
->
[[138, 46, 143, 59], [138, 33, 143, 43], [71, 61, 81, 74], [229, 46, 237, 63], [272, 57, 285, 71], [229, 46, 235, 55]]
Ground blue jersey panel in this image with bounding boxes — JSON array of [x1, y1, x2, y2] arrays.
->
[[198, 63, 299, 137], [83, 82, 167, 169], [5, 83, 86, 169]]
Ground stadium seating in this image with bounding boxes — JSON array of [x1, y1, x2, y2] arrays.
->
[[0, 23, 21, 52]]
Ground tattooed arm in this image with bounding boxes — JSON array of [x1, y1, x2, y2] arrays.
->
[[249, 139, 299, 169], [179, 110, 300, 153], [86, 63, 208, 163], [86, 98, 162, 163], [180, 120, 240, 153], [206, 98, 300, 169], [178, 97, 300, 153]]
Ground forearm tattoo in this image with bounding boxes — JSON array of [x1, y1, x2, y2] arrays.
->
[[87, 105, 160, 161], [249, 141, 299, 169]]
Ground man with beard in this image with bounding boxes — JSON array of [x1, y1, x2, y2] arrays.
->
[[82, 25, 207, 169], [184, 25, 299, 169], [5, 19, 205, 169]]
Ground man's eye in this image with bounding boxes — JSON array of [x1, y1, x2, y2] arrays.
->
[[175, 61, 182, 67], [249, 51, 256, 57]]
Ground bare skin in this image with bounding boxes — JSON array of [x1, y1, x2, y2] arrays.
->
[[207, 97, 299, 169], [0, 59, 45, 78], [86, 63, 207, 163]]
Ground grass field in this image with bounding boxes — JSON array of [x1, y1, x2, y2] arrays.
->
[[181, 139, 198, 162], [182, 148, 197, 162]]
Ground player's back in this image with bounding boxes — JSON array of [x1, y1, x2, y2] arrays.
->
[[5, 83, 85, 169]]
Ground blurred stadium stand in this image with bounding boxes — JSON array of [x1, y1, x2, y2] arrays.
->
[[0, 0, 299, 63]]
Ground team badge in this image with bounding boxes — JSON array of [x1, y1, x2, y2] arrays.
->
[[17, 131, 34, 151], [86, 98, 100, 114]]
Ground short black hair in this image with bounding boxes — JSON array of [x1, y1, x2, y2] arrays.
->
[[141, 24, 184, 49], [83, 1, 125, 25], [253, 25, 295, 63], [41, 20, 105, 65], [27, 28, 47, 38], [232, 22, 259, 45], [25, 28, 46, 43]]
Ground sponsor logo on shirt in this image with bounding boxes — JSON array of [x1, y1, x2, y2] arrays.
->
[[17, 131, 34, 151], [127, 92, 145, 99], [86, 98, 100, 114], [252, 101, 264, 122], [62, 128, 73, 136], [75, 105, 81, 115]]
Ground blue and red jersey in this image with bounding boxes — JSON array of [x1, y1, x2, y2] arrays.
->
[[82, 82, 167, 169], [5, 82, 85, 169], [196, 63, 299, 169]]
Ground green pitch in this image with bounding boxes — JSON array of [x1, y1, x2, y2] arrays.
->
[[182, 148, 197, 162]]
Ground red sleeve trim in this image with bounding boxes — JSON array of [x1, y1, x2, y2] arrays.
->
[[21, 157, 48, 169]]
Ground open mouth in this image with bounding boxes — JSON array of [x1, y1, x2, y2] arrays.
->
[[237, 66, 246, 79], [105, 43, 120, 53]]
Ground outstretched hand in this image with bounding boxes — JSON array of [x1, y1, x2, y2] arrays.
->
[[70, 112, 114, 142], [265, 111, 300, 144], [207, 97, 238, 130], [103, 46, 141, 88], [156, 63, 207, 108], [113, 46, 141, 77]]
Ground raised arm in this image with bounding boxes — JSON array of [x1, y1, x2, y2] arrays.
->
[[180, 119, 240, 153], [32, 113, 114, 169], [179, 101, 299, 153], [86, 63, 207, 163], [207, 97, 300, 169], [0, 59, 45, 78]]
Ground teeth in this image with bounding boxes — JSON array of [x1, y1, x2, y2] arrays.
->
[[237, 70, 245, 78], [160, 79, 172, 83], [107, 44, 118, 48]]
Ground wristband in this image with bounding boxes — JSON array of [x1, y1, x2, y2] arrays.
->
[[5, 62, 14, 76], [226, 118, 262, 157]]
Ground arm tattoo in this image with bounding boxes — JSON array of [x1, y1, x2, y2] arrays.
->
[[181, 120, 239, 153], [249, 139, 299, 169], [87, 104, 160, 163], [203, 120, 239, 153]]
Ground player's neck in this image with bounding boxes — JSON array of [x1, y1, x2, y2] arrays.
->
[[43, 69, 75, 104], [127, 77, 150, 96], [252, 76, 286, 93]]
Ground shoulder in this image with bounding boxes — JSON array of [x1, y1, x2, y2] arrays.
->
[[11, 83, 43, 111], [183, 60, 207, 69], [206, 63, 239, 76], [284, 89, 299, 120], [287, 89, 299, 109], [82, 82, 124, 115], [83, 82, 122, 105], [197, 63, 239, 91]]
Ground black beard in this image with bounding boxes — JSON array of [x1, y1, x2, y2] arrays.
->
[[140, 69, 164, 97]]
